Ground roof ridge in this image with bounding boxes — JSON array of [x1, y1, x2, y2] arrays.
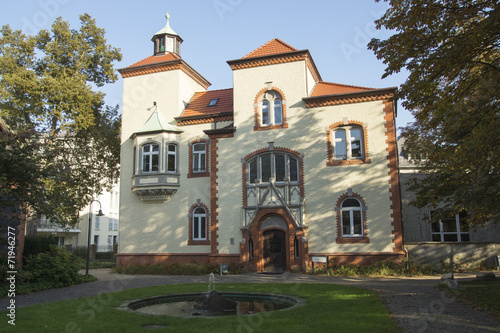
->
[[318, 81, 375, 91], [242, 38, 298, 59]]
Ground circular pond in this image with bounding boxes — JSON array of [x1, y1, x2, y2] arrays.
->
[[118, 292, 304, 317]]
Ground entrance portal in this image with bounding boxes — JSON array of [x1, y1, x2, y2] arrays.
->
[[263, 229, 286, 272]]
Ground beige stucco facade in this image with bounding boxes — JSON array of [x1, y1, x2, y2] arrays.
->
[[117, 18, 403, 271]]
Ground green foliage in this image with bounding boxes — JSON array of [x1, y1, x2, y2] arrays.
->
[[22, 235, 58, 263], [369, 0, 500, 226], [23, 245, 84, 288], [0, 14, 122, 225], [113, 262, 246, 275], [0, 245, 96, 297], [95, 251, 113, 260]]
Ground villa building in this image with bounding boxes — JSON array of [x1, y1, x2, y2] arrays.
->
[[117, 13, 404, 272]]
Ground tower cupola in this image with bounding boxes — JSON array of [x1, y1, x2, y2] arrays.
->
[[152, 11, 183, 56]]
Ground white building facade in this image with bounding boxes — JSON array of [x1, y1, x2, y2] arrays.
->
[[117, 14, 403, 272]]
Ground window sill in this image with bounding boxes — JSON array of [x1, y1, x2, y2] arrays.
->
[[188, 239, 210, 246], [254, 123, 288, 131], [187, 171, 210, 178], [336, 236, 370, 244], [327, 158, 371, 166]]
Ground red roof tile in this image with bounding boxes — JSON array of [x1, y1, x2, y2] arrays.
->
[[242, 39, 298, 59], [310, 82, 375, 97], [180, 88, 233, 118], [127, 52, 181, 68]]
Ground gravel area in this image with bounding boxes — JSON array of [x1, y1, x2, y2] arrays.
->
[[1, 269, 499, 332]]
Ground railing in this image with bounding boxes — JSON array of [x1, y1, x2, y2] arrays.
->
[[36, 220, 81, 233]]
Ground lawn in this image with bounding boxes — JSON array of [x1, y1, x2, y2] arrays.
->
[[456, 279, 500, 319], [0, 283, 398, 332]]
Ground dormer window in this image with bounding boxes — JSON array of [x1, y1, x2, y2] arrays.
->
[[207, 98, 219, 107], [253, 88, 288, 131]]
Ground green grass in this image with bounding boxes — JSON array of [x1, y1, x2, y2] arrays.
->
[[455, 279, 500, 319], [0, 283, 397, 332]]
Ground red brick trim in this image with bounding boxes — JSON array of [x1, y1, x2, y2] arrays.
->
[[383, 99, 404, 253], [303, 88, 396, 108], [241, 209, 308, 272], [228, 53, 307, 71], [307, 252, 403, 266], [187, 202, 210, 246], [335, 191, 370, 244], [210, 138, 219, 256], [326, 120, 371, 166], [253, 87, 289, 131], [119, 60, 210, 90], [187, 139, 209, 178], [177, 114, 233, 126]]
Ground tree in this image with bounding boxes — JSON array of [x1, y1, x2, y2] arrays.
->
[[0, 14, 122, 225], [369, 0, 499, 227]]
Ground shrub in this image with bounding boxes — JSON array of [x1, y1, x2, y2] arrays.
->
[[22, 235, 59, 264], [24, 245, 84, 288], [95, 252, 114, 260], [114, 262, 245, 275]]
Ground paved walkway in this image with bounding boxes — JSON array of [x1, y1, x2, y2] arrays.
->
[[2, 269, 499, 332]]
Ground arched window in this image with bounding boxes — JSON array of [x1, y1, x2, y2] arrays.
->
[[193, 207, 207, 241], [247, 152, 299, 184], [294, 236, 299, 258], [255, 89, 286, 130], [141, 143, 159, 173], [341, 198, 363, 237]]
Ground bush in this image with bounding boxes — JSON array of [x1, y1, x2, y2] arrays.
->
[[22, 235, 59, 264], [95, 252, 114, 260], [24, 245, 84, 288]]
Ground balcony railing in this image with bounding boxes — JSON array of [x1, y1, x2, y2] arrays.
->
[[36, 220, 81, 233]]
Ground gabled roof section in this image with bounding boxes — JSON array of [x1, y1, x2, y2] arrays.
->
[[175, 89, 234, 126], [132, 108, 183, 137], [242, 39, 298, 59], [126, 53, 181, 68], [226, 39, 322, 81], [310, 82, 375, 97]]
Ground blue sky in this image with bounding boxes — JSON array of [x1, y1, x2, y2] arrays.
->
[[0, 0, 414, 129]]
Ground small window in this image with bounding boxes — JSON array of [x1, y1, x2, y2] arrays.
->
[[193, 207, 207, 241], [294, 237, 299, 258], [193, 143, 206, 173], [431, 211, 470, 242], [167, 144, 177, 173], [257, 90, 284, 128], [249, 238, 254, 259], [341, 198, 363, 237], [142, 143, 159, 173], [207, 98, 219, 107], [330, 125, 366, 162]]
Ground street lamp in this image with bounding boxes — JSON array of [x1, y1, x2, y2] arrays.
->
[[86, 200, 104, 276]]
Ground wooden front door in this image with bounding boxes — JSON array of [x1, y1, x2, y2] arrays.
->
[[263, 229, 286, 272]]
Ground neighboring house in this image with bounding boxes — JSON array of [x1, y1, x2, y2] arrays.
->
[[117, 13, 404, 272], [398, 137, 500, 267], [32, 182, 120, 253]]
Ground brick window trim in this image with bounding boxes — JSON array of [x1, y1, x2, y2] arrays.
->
[[335, 191, 370, 244], [187, 202, 211, 246], [326, 121, 371, 166], [253, 86, 289, 131], [187, 138, 210, 178]]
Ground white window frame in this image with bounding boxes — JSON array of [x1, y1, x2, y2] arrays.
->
[[166, 143, 177, 173], [192, 143, 206, 173], [431, 212, 469, 242], [193, 207, 207, 241], [332, 126, 364, 161], [141, 143, 160, 173], [260, 91, 283, 127], [340, 198, 363, 237]]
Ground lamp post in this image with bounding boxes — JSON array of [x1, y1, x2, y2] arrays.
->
[[86, 200, 104, 276]]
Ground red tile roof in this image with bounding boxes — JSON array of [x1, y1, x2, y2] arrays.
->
[[310, 82, 374, 97], [127, 52, 181, 68], [179, 88, 233, 118], [242, 39, 298, 59]]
